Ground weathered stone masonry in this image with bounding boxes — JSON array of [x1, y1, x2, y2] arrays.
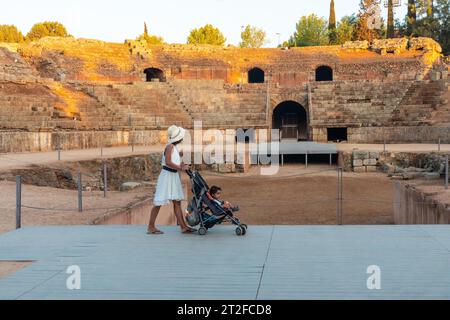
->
[[0, 37, 448, 151]]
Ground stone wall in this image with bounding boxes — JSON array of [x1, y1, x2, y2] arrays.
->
[[0, 130, 165, 153], [394, 181, 450, 224]]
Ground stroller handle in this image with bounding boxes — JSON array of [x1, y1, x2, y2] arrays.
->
[[186, 169, 194, 178]]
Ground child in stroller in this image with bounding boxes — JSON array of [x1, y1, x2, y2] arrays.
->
[[207, 186, 240, 213], [185, 170, 247, 236]]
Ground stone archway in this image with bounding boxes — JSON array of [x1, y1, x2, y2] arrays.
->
[[272, 101, 309, 141], [248, 67, 265, 83], [144, 68, 166, 82], [315, 65, 333, 82]]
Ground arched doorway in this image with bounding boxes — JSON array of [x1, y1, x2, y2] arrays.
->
[[273, 101, 308, 141], [144, 68, 166, 82], [315, 66, 333, 82], [248, 67, 265, 83]]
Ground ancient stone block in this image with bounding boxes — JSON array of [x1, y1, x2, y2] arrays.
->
[[409, 37, 442, 53], [365, 166, 378, 172], [372, 38, 408, 54], [218, 163, 236, 173], [353, 159, 363, 167], [353, 151, 369, 160], [363, 159, 377, 166], [369, 152, 380, 159], [342, 41, 369, 51], [353, 166, 366, 173]]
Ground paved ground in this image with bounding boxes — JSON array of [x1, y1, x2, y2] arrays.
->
[[1, 225, 450, 300]]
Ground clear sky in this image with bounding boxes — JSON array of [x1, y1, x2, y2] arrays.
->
[[1, 0, 407, 47]]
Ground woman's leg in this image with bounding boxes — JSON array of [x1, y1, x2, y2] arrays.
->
[[173, 201, 189, 231], [148, 205, 163, 234]]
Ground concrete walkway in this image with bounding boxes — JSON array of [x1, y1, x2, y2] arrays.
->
[[1, 225, 450, 300], [0, 143, 449, 171], [0, 145, 165, 170]]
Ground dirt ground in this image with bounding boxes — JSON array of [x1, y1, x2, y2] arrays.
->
[[0, 165, 395, 236], [0, 181, 156, 235], [200, 165, 394, 225]]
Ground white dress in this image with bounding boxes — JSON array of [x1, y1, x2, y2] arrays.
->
[[153, 144, 185, 206]]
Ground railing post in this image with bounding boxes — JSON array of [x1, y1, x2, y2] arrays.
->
[[103, 162, 108, 198], [78, 172, 83, 213], [16, 176, 22, 229], [305, 151, 309, 168], [438, 138, 441, 152], [57, 140, 61, 161], [337, 168, 343, 226], [445, 155, 449, 190]]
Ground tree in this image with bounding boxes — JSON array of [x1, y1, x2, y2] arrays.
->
[[407, 0, 449, 54], [0, 25, 24, 43], [352, 0, 384, 42], [387, 0, 395, 38], [329, 0, 338, 44], [187, 24, 226, 46], [288, 14, 329, 47], [407, 0, 417, 35], [137, 22, 165, 45], [336, 15, 358, 44], [417, 0, 434, 17], [26, 21, 69, 41], [239, 25, 267, 48]]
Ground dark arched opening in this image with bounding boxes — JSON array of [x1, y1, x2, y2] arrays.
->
[[248, 67, 265, 83], [144, 68, 166, 82], [272, 101, 308, 141], [315, 65, 333, 82]]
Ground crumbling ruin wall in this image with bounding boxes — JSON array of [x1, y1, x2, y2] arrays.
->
[[394, 181, 450, 224]]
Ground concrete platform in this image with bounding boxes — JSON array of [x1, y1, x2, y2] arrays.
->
[[1, 225, 450, 300]]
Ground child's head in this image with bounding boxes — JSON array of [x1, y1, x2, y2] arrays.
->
[[209, 186, 222, 200]]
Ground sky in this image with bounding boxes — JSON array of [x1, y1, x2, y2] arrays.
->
[[1, 0, 407, 47]]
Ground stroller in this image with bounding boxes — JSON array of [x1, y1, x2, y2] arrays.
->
[[185, 170, 248, 236]]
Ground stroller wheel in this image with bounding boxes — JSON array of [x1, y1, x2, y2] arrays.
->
[[241, 224, 248, 230], [198, 227, 207, 236], [235, 227, 244, 236]]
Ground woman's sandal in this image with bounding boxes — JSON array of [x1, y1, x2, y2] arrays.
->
[[182, 227, 197, 234], [147, 229, 164, 235]]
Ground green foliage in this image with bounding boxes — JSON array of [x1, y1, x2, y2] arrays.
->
[[26, 21, 69, 41], [137, 22, 165, 45], [187, 24, 226, 46], [352, 0, 384, 41], [239, 25, 267, 48], [335, 15, 357, 44], [137, 33, 165, 45], [399, 0, 449, 54], [288, 14, 329, 47], [0, 25, 24, 43]]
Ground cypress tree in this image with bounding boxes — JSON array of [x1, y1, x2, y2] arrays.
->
[[407, 0, 417, 36], [387, 0, 395, 38], [329, 0, 338, 44], [144, 22, 149, 37]]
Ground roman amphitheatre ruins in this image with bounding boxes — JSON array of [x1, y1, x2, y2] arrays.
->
[[0, 36, 449, 234]]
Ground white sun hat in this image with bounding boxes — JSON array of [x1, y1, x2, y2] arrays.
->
[[167, 125, 186, 144]]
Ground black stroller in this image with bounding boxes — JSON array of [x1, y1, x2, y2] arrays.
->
[[186, 170, 248, 236]]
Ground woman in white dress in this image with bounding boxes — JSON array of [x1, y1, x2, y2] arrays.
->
[[147, 125, 194, 234]]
